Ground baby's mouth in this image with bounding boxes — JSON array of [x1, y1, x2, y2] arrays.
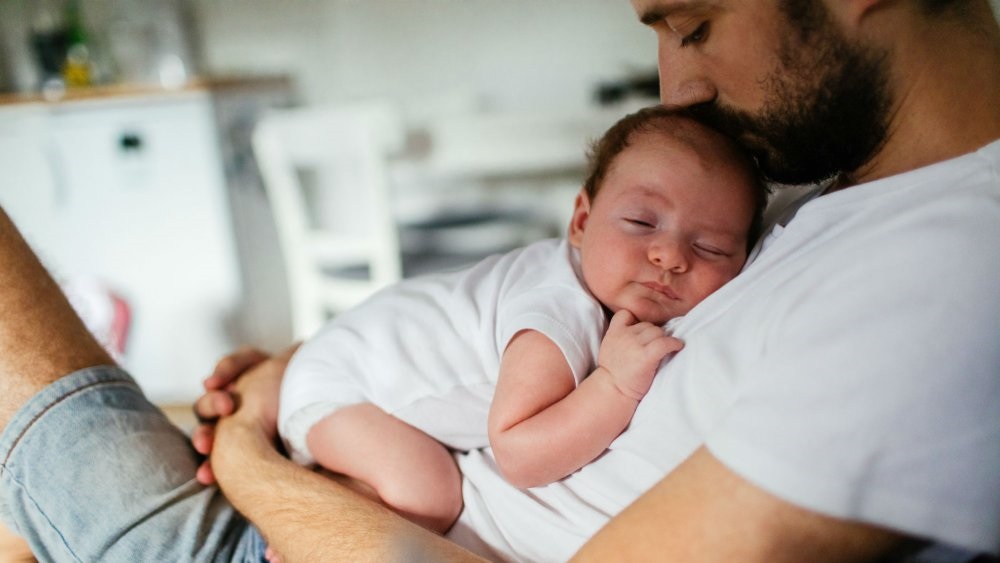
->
[[642, 281, 680, 301]]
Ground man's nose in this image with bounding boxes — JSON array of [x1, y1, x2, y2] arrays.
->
[[657, 42, 716, 107], [649, 239, 689, 273]]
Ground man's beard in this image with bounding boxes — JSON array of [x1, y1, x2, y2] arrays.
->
[[690, 8, 893, 186]]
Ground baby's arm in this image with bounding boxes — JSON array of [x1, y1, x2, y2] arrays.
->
[[487, 310, 682, 489]]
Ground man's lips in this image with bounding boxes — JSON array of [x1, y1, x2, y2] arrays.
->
[[642, 282, 680, 301]]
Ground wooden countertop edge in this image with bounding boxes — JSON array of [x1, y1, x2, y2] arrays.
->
[[0, 75, 293, 107]]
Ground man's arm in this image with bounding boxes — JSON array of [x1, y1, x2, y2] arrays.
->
[[209, 357, 486, 563], [573, 446, 912, 562], [207, 354, 914, 562], [0, 208, 112, 430]]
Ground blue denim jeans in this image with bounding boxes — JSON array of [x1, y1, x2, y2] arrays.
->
[[0, 366, 266, 562]]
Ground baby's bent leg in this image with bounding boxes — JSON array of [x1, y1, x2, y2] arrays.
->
[[306, 403, 463, 534]]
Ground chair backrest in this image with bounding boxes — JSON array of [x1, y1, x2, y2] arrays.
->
[[253, 101, 405, 339]]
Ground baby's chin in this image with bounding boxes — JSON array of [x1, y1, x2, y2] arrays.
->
[[617, 302, 688, 326]]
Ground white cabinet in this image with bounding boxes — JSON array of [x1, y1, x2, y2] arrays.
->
[[0, 92, 244, 403], [0, 106, 60, 252]]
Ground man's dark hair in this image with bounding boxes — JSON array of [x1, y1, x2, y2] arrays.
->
[[918, 0, 967, 11], [780, 0, 976, 25], [582, 105, 770, 252]]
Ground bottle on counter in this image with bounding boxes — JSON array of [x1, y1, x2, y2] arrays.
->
[[62, 0, 93, 88], [29, 0, 70, 93], [29, 0, 95, 96]]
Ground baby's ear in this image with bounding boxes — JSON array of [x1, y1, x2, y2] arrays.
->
[[568, 189, 591, 248]]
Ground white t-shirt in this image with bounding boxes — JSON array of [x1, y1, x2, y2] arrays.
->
[[279, 238, 608, 464], [451, 140, 1000, 562]]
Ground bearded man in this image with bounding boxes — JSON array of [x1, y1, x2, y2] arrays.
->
[[1, 1, 998, 561]]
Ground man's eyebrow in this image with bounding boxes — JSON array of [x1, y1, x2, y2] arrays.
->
[[637, 1, 710, 26], [639, 10, 665, 26]]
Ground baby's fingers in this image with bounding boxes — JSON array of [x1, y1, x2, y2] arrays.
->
[[608, 309, 638, 331], [628, 321, 670, 343], [648, 335, 685, 359]]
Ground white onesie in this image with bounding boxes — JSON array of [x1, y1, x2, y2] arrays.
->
[[278, 238, 608, 465]]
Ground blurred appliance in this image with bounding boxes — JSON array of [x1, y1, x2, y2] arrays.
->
[[0, 94, 238, 404], [27, 0, 73, 83], [0, 78, 292, 404]]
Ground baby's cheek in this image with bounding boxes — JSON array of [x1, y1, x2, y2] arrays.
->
[[694, 269, 738, 301]]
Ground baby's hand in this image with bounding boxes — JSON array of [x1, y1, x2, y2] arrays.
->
[[598, 310, 684, 401]]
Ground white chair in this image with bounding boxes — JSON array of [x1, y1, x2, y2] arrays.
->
[[253, 101, 406, 339], [254, 101, 560, 340]]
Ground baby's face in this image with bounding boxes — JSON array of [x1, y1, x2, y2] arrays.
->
[[569, 130, 756, 324]]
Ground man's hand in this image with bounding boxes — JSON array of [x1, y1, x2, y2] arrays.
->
[[598, 310, 683, 401], [191, 345, 297, 484]]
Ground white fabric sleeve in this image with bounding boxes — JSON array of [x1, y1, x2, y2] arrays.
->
[[497, 285, 606, 386]]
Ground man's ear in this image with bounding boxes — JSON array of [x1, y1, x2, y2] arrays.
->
[[832, 0, 885, 27], [568, 189, 591, 248]]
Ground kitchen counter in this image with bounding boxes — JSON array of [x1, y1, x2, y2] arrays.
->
[[0, 75, 293, 107]]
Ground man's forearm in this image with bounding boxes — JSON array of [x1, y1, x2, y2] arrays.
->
[[572, 447, 909, 562], [212, 413, 485, 562]]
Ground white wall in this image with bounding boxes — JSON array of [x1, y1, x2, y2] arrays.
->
[[5, 0, 1000, 108], [192, 0, 656, 112], [192, 0, 1000, 113]]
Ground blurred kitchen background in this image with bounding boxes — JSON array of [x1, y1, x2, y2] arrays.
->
[[1, 1, 998, 405], [0, 0, 663, 404]]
